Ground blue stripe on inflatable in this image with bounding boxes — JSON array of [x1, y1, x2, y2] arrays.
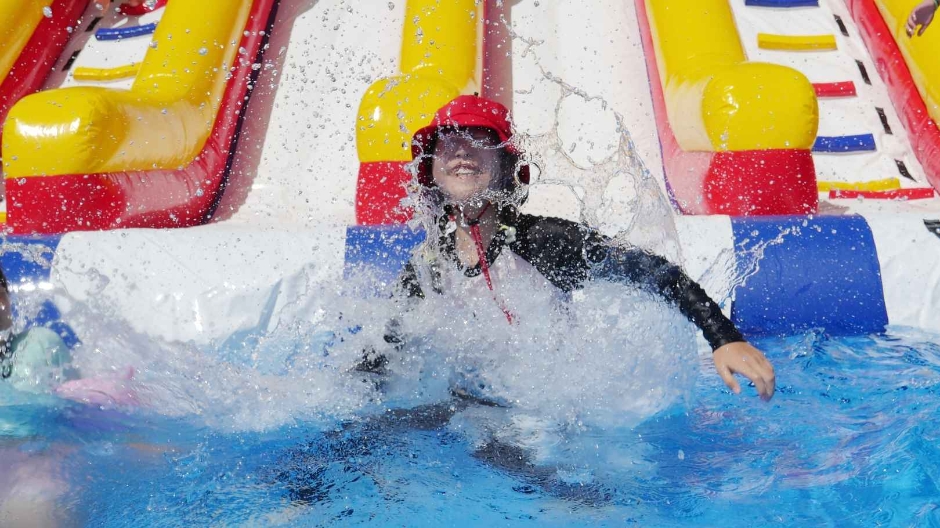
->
[[0, 236, 79, 348], [95, 22, 157, 41], [745, 0, 818, 6], [0, 235, 79, 347], [812, 134, 876, 153], [730, 216, 888, 335], [344, 225, 425, 292], [0, 236, 60, 285]]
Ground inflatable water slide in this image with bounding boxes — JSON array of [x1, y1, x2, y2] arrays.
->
[[0, 0, 938, 352]]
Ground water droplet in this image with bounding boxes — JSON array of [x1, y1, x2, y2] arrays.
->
[[42, 6, 52, 17], [387, 1, 394, 9], [198, 47, 208, 56]]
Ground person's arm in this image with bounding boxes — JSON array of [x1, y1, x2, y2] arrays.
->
[[907, 0, 938, 36], [590, 243, 775, 401], [354, 260, 426, 375], [509, 214, 775, 400]]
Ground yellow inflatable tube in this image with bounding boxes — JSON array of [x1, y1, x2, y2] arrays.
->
[[356, 0, 481, 163], [0, 0, 54, 86], [3, 0, 253, 178], [875, 0, 940, 128], [645, 0, 818, 151]]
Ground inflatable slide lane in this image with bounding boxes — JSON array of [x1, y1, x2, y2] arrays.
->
[[637, 0, 940, 333], [1, 0, 278, 233], [636, 0, 820, 216]]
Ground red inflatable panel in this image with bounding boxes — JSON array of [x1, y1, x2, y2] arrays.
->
[[705, 150, 817, 215], [0, 0, 89, 148], [634, 0, 818, 216], [845, 0, 940, 193], [356, 161, 413, 225], [119, 0, 167, 16], [6, 0, 278, 235]]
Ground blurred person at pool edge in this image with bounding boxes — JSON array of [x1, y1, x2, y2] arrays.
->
[[0, 267, 13, 380], [0, 266, 138, 405], [363, 95, 775, 401], [906, 0, 938, 36], [0, 267, 77, 389]]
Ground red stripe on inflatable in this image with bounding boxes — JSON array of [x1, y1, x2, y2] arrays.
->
[[813, 81, 857, 97], [6, 0, 278, 235], [356, 161, 413, 225], [119, 0, 167, 16], [633, 0, 817, 215], [844, 0, 940, 193], [0, 0, 89, 148], [829, 187, 936, 200]]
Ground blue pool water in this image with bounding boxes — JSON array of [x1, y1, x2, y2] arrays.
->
[[2, 327, 940, 527]]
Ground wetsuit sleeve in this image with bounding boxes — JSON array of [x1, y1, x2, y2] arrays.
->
[[510, 214, 743, 351], [590, 244, 744, 351]]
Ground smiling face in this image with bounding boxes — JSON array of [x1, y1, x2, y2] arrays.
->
[[430, 127, 504, 205]]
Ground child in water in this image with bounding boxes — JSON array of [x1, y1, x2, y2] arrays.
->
[[371, 95, 775, 401], [0, 267, 137, 404]]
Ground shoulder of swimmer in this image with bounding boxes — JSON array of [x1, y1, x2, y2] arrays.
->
[[505, 214, 610, 291]]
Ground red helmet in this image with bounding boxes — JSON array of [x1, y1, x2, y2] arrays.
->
[[411, 95, 531, 188]]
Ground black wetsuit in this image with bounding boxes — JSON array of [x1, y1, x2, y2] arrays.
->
[[395, 208, 744, 351]]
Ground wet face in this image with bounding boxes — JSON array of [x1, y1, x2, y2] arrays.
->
[[430, 127, 503, 204]]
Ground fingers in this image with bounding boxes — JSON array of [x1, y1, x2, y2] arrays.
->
[[738, 355, 775, 401], [921, 13, 935, 35], [765, 363, 776, 401], [724, 353, 775, 401], [716, 362, 741, 395], [907, 16, 916, 36], [712, 343, 776, 400], [754, 366, 775, 401]]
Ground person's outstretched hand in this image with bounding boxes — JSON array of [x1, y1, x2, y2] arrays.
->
[[907, 0, 937, 37], [712, 342, 775, 401]]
